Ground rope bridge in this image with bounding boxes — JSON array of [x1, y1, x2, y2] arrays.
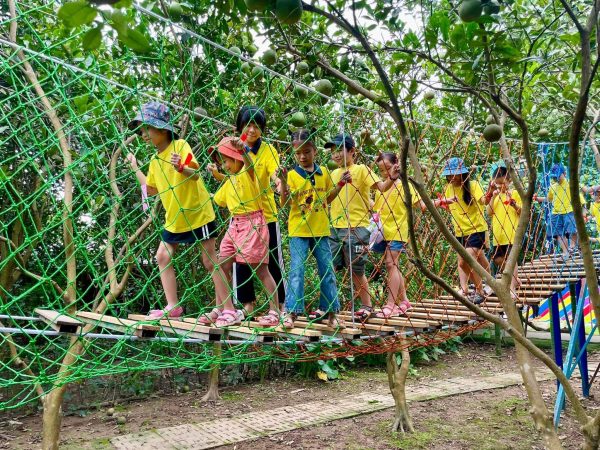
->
[[1, 1, 599, 412]]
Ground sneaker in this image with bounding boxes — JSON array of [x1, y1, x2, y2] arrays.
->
[[468, 292, 485, 305], [483, 284, 493, 296]]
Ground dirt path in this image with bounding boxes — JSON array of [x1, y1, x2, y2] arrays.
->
[[2, 343, 598, 449]]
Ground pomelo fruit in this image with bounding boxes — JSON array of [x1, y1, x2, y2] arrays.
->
[[262, 48, 277, 65], [483, 124, 503, 142], [297, 61, 309, 75], [314, 79, 333, 97], [241, 61, 252, 74], [423, 90, 435, 100], [229, 46, 242, 56], [538, 128, 549, 138], [458, 0, 483, 22], [116, 416, 126, 425], [168, 2, 183, 22], [385, 138, 398, 149], [275, 0, 303, 25], [290, 112, 306, 127], [107, 408, 115, 417], [244, 0, 268, 12], [327, 160, 338, 170], [293, 85, 308, 97], [182, 385, 190, 393], [251, 66, 264, 78], [247, 44, 258, 55]]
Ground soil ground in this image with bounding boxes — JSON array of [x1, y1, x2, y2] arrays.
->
[[2, 342, 599, 450]]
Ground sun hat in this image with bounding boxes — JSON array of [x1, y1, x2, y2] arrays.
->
[[324, 133, 355, 150], [209, 137, 244, 162], [442, 157, 469, 176], [550, 163, 567, 179], [490, 159, 507, 178], [128, 102, 179, 139], [235, 106, 267, 132]]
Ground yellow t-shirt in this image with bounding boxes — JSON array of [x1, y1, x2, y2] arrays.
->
[[591, 202, 600, 234], [374, 182, 420, 242], [146, 139, 215, 233], [444, 181, 488, 237], [247, 140, 279, 223], [213, 170, 262, 215], [330, 164, 380, 228], [286, 165, 334, 237], [547, 179, 584, 214], [491, 191, 522, 246]]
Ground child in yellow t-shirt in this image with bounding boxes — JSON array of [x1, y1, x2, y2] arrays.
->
[[585, 189, 600, 243], [126, 102, 229, 319], [278, 129, 351, 328], [327, 133, 398, 321], [485, 166, 522, 300], [435, 157, 491, 305], [211, 137, 281, 327], [372, 152, 425, 318], [535, 163, 585, 257]]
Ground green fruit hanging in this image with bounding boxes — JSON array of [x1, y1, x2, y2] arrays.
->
[[458, 0, 483, 22], [262, 48, 277, 65], [483, 124, 503, 142], [244, 0, 269, 12], [297, 61, 309, 75], [275, 0, 303, 25], [314, 79, 333, 97], [168, 2, 183, 22], [290, 112, 307, 127]]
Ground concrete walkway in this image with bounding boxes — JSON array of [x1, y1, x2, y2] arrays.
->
[[111, 369, 556, 450]]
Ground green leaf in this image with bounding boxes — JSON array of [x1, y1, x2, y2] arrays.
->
[[118, 29, 151, 54], [58, 1, 97, 28], [81, 26, 102, 51]]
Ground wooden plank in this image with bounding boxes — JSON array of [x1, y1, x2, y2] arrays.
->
[[403, 310, 471, 323], [215, 322, 276, 343], [35, 308, 82, 333], [128, 314, 222, 341], [290, 318, 362, 339], [79, 312, 158, 338], [247, 321, 322, 342], [294, 316, 395, 336], [337, 312, 436, 330]]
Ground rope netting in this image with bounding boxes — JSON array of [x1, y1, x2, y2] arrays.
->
[[1, 1, 598, 411]]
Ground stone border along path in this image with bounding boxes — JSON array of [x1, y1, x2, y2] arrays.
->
[[111, 369, 560, 449]]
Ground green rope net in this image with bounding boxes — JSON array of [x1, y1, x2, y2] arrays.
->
[[2, 1, 598, 412]]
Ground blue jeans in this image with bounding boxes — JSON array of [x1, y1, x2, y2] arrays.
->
[[285, 237, 340, 314]]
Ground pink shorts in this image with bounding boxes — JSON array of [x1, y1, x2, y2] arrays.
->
[[219, 210, 270, 265]]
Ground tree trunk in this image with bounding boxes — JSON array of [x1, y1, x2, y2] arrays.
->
[[41, 387, 68, 450], [201, 343, 221, 402], [386, 349, 414, 434]]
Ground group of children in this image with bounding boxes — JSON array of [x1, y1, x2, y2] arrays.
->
[[126, 101, 592, 328]]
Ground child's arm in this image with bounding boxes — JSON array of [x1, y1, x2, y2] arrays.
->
[[483, 181, 497, 205], [171, 153, 200, 181], [207, 163, 226, 181], [278, 168, 290, 207], [326, 170, 352, 203], [127, 154, 158, 196]]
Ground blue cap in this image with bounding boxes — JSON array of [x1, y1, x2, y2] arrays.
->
[[442, 157, 469, 176], [324, 133, 355, 150], [550, 163, 566, 179], [128, 101, 178, 138]]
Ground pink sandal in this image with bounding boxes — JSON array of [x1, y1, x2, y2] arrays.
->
[[281, 313, 296, 329], [148, 306, 183, 319], [398, 301, 412, 315], [215, 309, 242, 327], [197, 308, 221, 325], [375, 304, 401, 319], [257, 310, 281, 327]]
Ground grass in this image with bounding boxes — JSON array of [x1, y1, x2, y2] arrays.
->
[[221, 391, 244, 401], [375, 396, 537, 450]]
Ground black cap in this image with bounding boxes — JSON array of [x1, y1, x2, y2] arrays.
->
[[324, 133, 355, 150], [235, 106, 267, 133]]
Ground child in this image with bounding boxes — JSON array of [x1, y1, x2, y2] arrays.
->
[[207, 106, 285, 315], [587, 190, 600, 243], [277, 129, 351, 328], [327, 133, 398, 320], [435, 157, 490, 304], [126, 101, 229, 319], [372, 152, 425, 318], [535, 163, 584, 257], [485, 165, 522, 300], [211, 136, 281, 327]]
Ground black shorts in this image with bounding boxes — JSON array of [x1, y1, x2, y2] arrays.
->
[[161, 220, 218, 244], [492, 244, 512, 260], [456, 231, 486, 250]]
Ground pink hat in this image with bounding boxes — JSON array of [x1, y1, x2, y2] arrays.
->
[[210, 137, 244, 162]]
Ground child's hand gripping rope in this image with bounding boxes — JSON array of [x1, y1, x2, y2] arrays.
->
[[171, 152, 193, 173]]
